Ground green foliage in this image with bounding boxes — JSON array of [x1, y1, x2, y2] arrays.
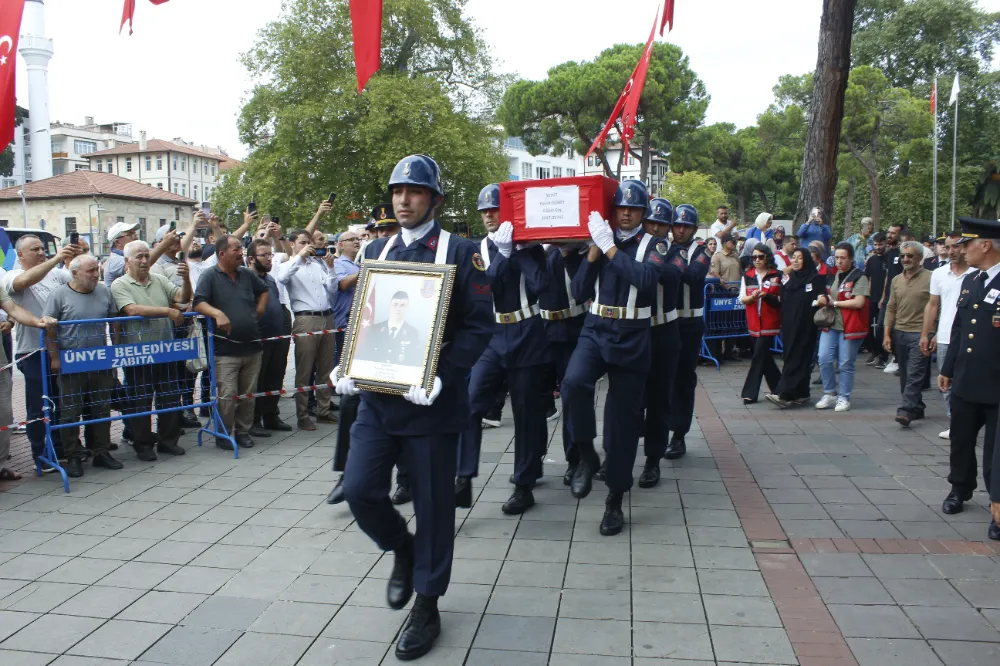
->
[[213, 0, 508, 233], [661, 171, 727, 222], [0, 105, 27, 178]]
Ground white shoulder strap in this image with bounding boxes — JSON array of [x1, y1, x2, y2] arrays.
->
[[480, 237, 490, 269], [627, 234, 653, 310], [377, 235, 398, 260], [435, 229, 451, 265]]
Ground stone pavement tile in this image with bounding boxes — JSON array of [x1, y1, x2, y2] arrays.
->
[[432, 611, 481, 649], [763, 488, 819, 504], [244, 508, 308, 528], [569, 541, 631, 566], [215, 570, 298, 600], [632, 543, 695, 567], [245, 545, 322, 574], [0, 582, 85, 612], [497, 560, 566, 588], [437, 583, 491, 615], [928, 555, 1000, 580], [813, 576, 894, 604], [800, 552, 873, 577], [328, 530, 385, 554], [687, 526, 748, 548], [166, 522, 236, 544], [630, 524, 690, 545], [484, 585, 560, 617], [904, 606, 1000, 642], [692, 546, 759, 570], [930, 639, 1000, 666], [0, 649, 59, 665], [883, 579, 971, 607], [464, 648, 548, 665], [770, 503, 830, 520], [457, 519, 518, 540], [632, 591, 705, 624], [212, 631, 311, 666], [278, 574, 358, 605], [28, 535, 106, 558], [139, 626, 241, 666], [81, 537, 157, 561], [116, 518, 188, 541], [703, 595, 782, 627], [633, 565, 700, 593], [154, 566, 236, 595], [563, 563, 629, 591], [180, 595, 270, 630], [846, 637, 944, 666], [633, 621, 714, 660], [471, 614, 555, 653], [780, 519, 846, 538], [894, 521, 965, 540], [67, 619, 172, 661], [1, 613, 104, 653], [685, 509, 742, 528], [117, 591, 207, 624], [519, 502, 577, 522], [189, 544, 265, 569], [133, 541, 211, 566], [0, 610, 39, 642], [0, 554, 71, 580], [837, 520, 905, 539], [551, 617, 630, 657], [812, 488, 870, 504], [307, 550, 380, 578], [983, 609, 1000, 630], [51, 585, 145, 618], [878, 504, 949, 522], [218, 525, 288, 547], [150, 503, 209, 522], [681, 493, 735, 510], [829, 604, 922, 638], [826, 503, 887, 520], [557, 588, 631, 621], [862, 554, 945, 579], [628, 506, 686, 526], [698, 569, 770, 597], [97, 561, 179, 590], [505, 539, 568, 563], [322, 605, 406, 643], [453, 537, 511, 560], [514, 520, 574, 541], [68, 515, 139, 538], [294, 637, 389, 666], [345, 577, 392, 608], [49, 656, 130, 665], [247, 600, 337, 636], [710, 625, 796, 664], [192, 505, 259, 525]]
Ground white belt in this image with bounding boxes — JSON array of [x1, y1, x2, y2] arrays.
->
[[495, 304, 539, 324], [677, 307, 704, 318], [651, 309, 679, 326], [589, 302, 652, 320], [541, 302, 589, 321]]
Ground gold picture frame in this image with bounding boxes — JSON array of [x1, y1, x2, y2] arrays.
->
[[341, 260, 456, 396]]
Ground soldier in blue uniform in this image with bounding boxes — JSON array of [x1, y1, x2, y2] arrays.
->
[[334, 155, 493, 661], [665, 204, 710, 459], [539, 243, 589, 484], [456, 184, 551, 514], [639, 197, 682, 487], [561, 179, 660, 536]]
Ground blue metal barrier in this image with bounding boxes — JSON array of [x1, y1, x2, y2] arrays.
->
[[38, 312, 232, 493], [699, 281, 750, 370]]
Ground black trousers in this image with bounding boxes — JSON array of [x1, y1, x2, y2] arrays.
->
[[645, 322, 680, 459], [255, 317, 291, 425], [549, 340, 577, 464], [742, 336, 781, 402], [669, 318, 705, 437], [123, 363, 183, 451], [948, 394, 998, 496], [332, 392, 408, 487]]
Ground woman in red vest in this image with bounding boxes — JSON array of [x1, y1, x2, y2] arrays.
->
[[815, 242, 871, 412], [740, 245, 782, 403]]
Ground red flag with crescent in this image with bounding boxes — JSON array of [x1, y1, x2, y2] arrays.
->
[[660, 0, 675, 35], [350, 0, 383, 93], [0, 0, 25, 152], [121, 0, 170, 36], [357, 281, 377, 345]]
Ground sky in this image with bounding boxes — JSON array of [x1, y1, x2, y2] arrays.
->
[[14, 0, 1000, 160]]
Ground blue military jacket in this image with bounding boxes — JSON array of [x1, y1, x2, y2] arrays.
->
[[572, 232, 660, 366], [539, 246, 587, 344], [358, 223, 493, 435], [647, 238, 682, 339], [666, 240, 710, 317], [481, 239, 550, 368]]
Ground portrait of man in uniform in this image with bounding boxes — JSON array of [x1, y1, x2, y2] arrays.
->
[[356, 291, 423, 367]]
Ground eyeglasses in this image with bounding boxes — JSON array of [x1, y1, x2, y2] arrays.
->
[[901, 253, 918, 258], [752, 255, 767, 261]]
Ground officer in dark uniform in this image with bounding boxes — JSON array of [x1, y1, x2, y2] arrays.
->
[[639, 197, 682, 487], [938, 217, 1000, 542], [539, 242, 589, 484], [373, 205, 402, 239], [334, 155, 493, 660], [355, 291, 424, 366], [456, 184, 551, 514], [561, 179, 659, 536], [665, 204, 710, 459]]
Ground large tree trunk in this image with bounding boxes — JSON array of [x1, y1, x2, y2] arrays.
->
[[737, 183, 748, 228], [868, 169, 880, 229], [842, 175, 855, 240], [794, 0, 856, 225]]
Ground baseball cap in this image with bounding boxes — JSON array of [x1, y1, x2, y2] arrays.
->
[[107, 221, 140, 244]]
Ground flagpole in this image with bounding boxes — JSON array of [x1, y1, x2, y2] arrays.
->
[[951, 91, 958, 231], [932, 75, 938, 238]]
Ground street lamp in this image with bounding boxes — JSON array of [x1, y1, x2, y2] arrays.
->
[[89, 200, 105, 254], [17, 189, 27, 228]]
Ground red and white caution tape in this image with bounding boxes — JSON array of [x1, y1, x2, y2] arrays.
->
[[212, 328, 345, 344], [1, 348, 40, 374], [222, 381, 336, 402], [0, 416, 49, 433]]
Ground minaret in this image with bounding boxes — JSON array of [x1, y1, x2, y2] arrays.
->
[[19, 0, 53, 181]]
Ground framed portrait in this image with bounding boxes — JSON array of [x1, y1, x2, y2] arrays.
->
[[341, 260, 456, 395]]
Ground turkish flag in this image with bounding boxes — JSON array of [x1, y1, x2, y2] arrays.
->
[[357, 281, 377, 345], [350, 0, 382, 93], [0, 0, 25, 152], [930, 79, 937, 115], [121, 0, 170, 36], [620, 14, 658, 156], [660, 0, 675, 35]]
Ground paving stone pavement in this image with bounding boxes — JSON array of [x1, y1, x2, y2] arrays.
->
[[0, 359, 997, 665]]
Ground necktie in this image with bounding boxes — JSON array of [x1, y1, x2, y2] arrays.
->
[[977, 271, 989, 284], [390, 327, 398, 339]]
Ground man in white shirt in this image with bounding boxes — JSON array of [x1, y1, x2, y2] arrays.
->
[[274, 200, 336, 430], [709, 205, 737, 239], [921, 232, 973, 440]]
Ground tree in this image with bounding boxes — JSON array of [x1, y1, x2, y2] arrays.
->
[[498, 42, 707, 182], [795, 0, 857, 225], [661, 171, 728, 221], [213, 0, 508, 233], [0, 105, 27, 178]]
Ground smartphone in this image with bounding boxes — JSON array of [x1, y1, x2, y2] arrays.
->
[[201, 202, 211, 216], [69, 231, 79, 245], [247, 199, 257, 215], [178, 251, 186, 261], [169, 220, 177, 232], [327, 192, 337, 205], [272, 216, 280, 226], [314, 247, 327, 257]]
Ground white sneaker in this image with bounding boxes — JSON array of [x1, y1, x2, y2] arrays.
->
[[883, 360, 898, 374], [939, 429, 950, 440], [815, 394, 838, 410], [481, 418, 501, 428], [834, 398, 851, 412]]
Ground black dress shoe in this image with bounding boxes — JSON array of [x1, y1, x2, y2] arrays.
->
[[92, 452, 123, 470], [157, 442, 185, 456], [637, 458, 660, 488], [107, 442, 119, 451], [664, 436, 686, 460], [563, 463, 576, 486], [249, 426, 272, 438], [235, 434, 255, 449], [593, 459, 607, 481], [391, 484, 412, 505], [395, 594, 441, 661], [326, 476, 345, 505], [455, 476, 472, 508], [502, 485, 535, 515], [895, 414, 911, 427], [134, 445, 158, 462], [989, 520, 1000, 541], [263, 418, 293, 432], [216, 437, 235, 451], [942, 488, 973, 515], [570, 448, 600, 499], [180, 412, 202, 429], [65, 456, 84, 478], [600, 492, 625, 536], [387, 536, 415, 610]]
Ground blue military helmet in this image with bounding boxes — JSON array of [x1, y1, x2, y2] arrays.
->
[[613, 179, 649, 209], [646, 198, 674, 225], [673, 203, 699, 227], [477, 184, 500, 212], [389, 154, 444, 197]]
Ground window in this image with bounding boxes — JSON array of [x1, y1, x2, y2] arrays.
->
[[116, 216, 125, 223], [173, 184, 178, 194], [193, 185, 198, 201], [173, 156, 178, 170], [181, 184, 186, 197], [552, 166, 562, 178], [1, 180, 14, 188], [96, 161, 103, 172], [174, 208, 181, 220], [180, 159, 185, 171], [521, 162, 532, 179], [211, 164, 216, 176], [74, 164, 89, 171], [0, 220, 7, 227], [157, 183, 163, 189], [192, 159, 198, 172], [145, 156, 152, 171], [204, 164, 208, 175], [159, 219, 167, 227], [587, 156, 594, 166], [74, 140, 97, 155], [64, 217, 77, 233], [107, 159, 113, 173], [536, 166, 551, 180], [156, 156, 163, 171], [566, 148, 574, 159], [126, 158, 132, 173], [567, 168, 576, 177]]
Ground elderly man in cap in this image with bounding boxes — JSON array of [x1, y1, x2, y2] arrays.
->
[[104, 221, 140, 287]]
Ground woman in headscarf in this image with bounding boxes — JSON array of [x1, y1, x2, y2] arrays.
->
[[766, 248, 827, 408], [740, 244, 782, 403], [746, 212, 774, 244]]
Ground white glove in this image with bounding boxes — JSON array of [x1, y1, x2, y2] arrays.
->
[[588, 211, 614, 253], [331, 366, 359, 396], [403, 376, 442, 406], [494, 221, 514, 258]]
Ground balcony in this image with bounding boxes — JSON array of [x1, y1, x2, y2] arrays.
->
[[52, 152, 68, 159]]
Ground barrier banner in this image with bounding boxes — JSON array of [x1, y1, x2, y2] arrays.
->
[[59, 338, 199, 373]]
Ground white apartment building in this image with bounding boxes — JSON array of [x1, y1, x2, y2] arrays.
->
[[503, 137, 584, 182], [85, 136, 231, 204], [582, 143, 670, 195]]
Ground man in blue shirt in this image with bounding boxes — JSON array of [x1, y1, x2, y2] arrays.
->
[[797, 206, 832, 254]]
